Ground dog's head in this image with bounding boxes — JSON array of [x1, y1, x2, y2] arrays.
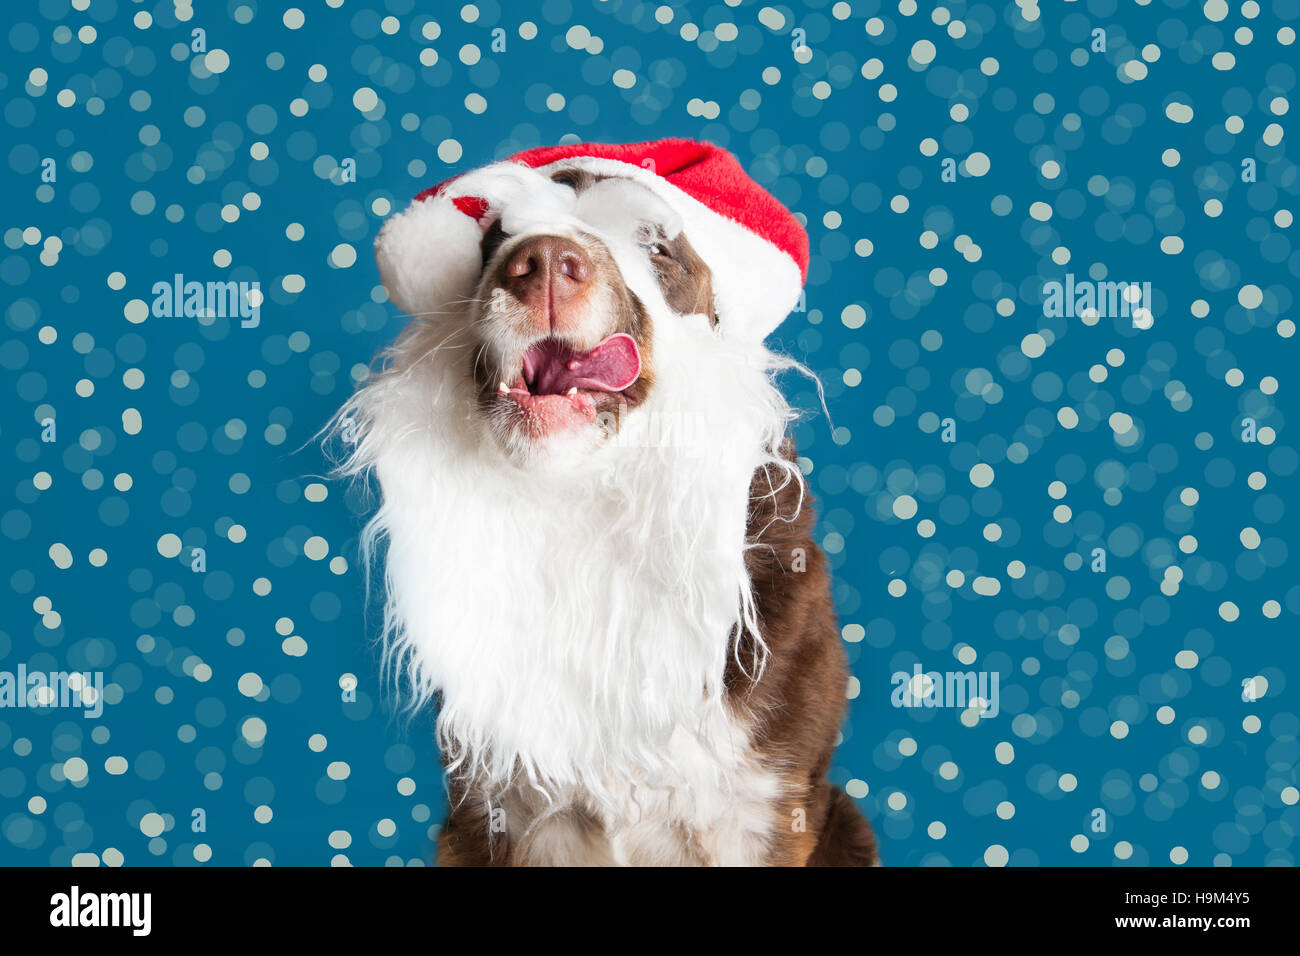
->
[[372, 140, 808, 466], [471, 167, 720, 458]]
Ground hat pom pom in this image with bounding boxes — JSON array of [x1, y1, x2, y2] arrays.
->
[[374, 193, 487, 320]]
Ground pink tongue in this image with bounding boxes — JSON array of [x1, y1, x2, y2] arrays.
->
[[530, 333, 641, 394]]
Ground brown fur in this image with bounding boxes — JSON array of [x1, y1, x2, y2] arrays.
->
[[435, 786, 500, 866], [650, 229, 716, 323], [724, 445, 877, 867]]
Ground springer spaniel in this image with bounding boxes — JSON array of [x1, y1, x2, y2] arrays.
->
[[333, 141, 878, 866]]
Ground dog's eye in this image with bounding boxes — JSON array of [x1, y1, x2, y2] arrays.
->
[[646, 242, 671, 259], [481, 220, 508, 262]]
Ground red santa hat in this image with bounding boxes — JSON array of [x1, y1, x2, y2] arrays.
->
[[375, 138, 808, 342]]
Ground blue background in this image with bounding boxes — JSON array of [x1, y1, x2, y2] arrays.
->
[[1, 0, 1297, 867]]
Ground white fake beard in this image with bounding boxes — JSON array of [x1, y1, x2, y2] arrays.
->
[[330, 287, 805, 814]]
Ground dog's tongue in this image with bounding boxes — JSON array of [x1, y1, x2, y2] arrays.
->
[[529, 333, 641, 394]]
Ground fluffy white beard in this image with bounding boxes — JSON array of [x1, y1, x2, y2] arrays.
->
[[331, 306, 803, 813]]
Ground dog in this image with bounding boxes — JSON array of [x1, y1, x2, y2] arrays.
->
[[333, 139, 877, 866]]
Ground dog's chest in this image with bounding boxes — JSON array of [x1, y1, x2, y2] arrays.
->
[[604, 725, 782, 866], [504, 714, 783, 866]]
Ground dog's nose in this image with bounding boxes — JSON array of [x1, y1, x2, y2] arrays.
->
[[501, 235, 593, 329]]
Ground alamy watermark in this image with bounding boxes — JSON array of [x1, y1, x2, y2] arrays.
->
[[0, 665, 104, 718], [1043, 273, 1153, 328], [50, 886, 151, 936], [151, 272, 261, 327], [596, 403, 712, 451], [891, 663, 1000, 719]]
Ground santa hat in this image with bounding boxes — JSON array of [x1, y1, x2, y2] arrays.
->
[[375, 138, 808, 342]]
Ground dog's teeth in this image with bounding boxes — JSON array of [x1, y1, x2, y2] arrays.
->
[[498, 382, 510, 394], [567, 386, 578, 397], [567, 360, 580, 371]]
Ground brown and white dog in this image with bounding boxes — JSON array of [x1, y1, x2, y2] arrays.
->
[[334, 140, 877, 866]]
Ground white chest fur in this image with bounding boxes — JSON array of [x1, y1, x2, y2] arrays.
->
[[500, 708, 781, 866]]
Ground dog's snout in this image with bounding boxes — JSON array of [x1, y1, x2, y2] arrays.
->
[[500, 235, 594, 331]]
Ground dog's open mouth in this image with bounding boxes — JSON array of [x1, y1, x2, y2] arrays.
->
[[493, 333, 641, 435]]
